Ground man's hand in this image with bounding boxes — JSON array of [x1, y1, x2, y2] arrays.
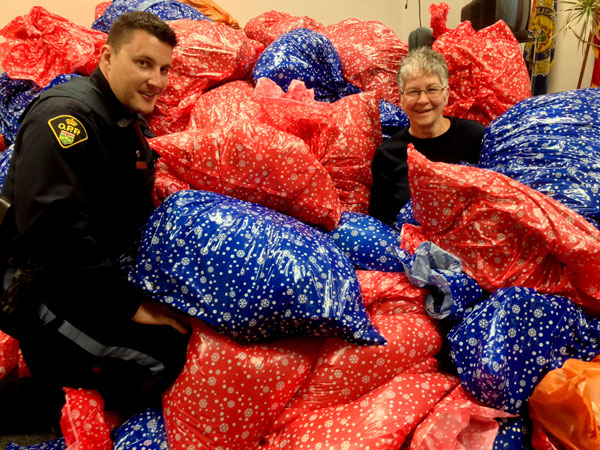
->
[[132, 300, 190, 334]]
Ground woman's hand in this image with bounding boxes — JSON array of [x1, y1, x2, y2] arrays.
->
[[132, 300, 190, 334]]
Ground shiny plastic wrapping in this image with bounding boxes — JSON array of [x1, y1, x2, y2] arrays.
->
[[323, 18, 408, 105], [112, 408, 167, 450], [91, 0, 210, 33], [429, 4, 531, 126], [409, 385, 516, 450], [0, 145, 14, 192], [274, 312, 443, 429], [480, 88, 600, 229], [260, 370, 458, 449], [162, 320, 321, 450], [448, 287, 600, 414], [327, 211, 404, 272], [128, 190, 385, 345], [244, 11, 325, 48], [252, 28, 361, 103], [529, 355, 600, 450], [149, 119, 343, 230], [149, 19, 264, 136], [0, 330, 19, 381], [0, 7, 105, 88], [404, 146, 600, 312]]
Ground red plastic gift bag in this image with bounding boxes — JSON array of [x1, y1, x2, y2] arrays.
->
[[244, 11, 325, 48], [323, 19, 408, 105], [274, 312, 443, 430], [253, 78, 381, 215], [0, 330, 19, 380], [150, 119, 342, 230], [60, 387, 120, 450], [152, 160, 190, 207], [529, 355, 600, 450], [162, 320, 321, 450], [403, 146, 600, 312], [260, 371, 459, 449], [357, 270, 427, 316], [149, 19, 264, 136], [409, 385, 516, 450], [316, 90, 382, 214], [429, 3, 531, 126], [187, 80, 261, 130], [0, 6, 106, 87]]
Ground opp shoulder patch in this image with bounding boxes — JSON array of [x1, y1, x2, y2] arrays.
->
[[48, 115, 88, 149]]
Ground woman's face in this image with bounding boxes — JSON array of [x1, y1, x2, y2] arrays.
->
[[400, 72, 449, 137]]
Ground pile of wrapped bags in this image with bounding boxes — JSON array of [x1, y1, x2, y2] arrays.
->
[[1, 0, 600, 449]]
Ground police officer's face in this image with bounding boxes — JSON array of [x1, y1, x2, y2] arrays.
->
[[100, 29, 173, 115]]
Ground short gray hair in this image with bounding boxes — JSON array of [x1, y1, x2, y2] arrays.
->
[[397, 47, 449, 92]]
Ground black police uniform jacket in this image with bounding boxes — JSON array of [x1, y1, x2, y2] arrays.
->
[[1, 67, 156, 331]]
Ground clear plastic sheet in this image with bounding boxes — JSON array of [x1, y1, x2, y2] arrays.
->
[[252, 28, 362, 103], [448, 287, 600, 414], [128, 190, 385, 345], [398, 241, 484, 320], [0, 7, 105, 87], [430, 4, 531, 126], [327, 211, 404, 272], [403, 146, 600, 312], [480, 88, 600, 229]]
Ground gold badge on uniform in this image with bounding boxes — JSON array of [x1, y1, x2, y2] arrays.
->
[[48, 115, 88, 149]]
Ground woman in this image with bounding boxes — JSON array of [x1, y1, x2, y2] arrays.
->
[[369, 47, 484, 225]]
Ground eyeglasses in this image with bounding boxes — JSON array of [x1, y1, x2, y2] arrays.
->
[[402, 86, 447, 100]]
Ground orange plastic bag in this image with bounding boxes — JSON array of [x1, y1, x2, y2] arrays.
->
[[529, 355, 600, 450], [178, 0, 241, 28]]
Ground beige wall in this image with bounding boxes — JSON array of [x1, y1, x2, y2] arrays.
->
[[0, 0, 594, 93]]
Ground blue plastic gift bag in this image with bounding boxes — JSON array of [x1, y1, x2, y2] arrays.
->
[[252, 28, 361, 103], [0, 73, 39, 146], [128, 190, 385, 345], [327, 211, 404, 272], [0, 145, 14, 191], [92, 0, 210, 33], [379, 99, 409, 141], [448, 286, 600, 414], [480, 88, 600, 228], [112, 408, 167, 450], [0, 73, 78, 146], [493, 417, 532, 450]]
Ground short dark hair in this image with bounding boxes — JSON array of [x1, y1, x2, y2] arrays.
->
[[107, 11, 178, 52]]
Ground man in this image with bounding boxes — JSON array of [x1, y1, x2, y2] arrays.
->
[[369, 47, 484, 225], [0, 11, 189, 434]]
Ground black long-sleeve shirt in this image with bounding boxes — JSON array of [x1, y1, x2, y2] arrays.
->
[[369, 116, 485, 225]]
